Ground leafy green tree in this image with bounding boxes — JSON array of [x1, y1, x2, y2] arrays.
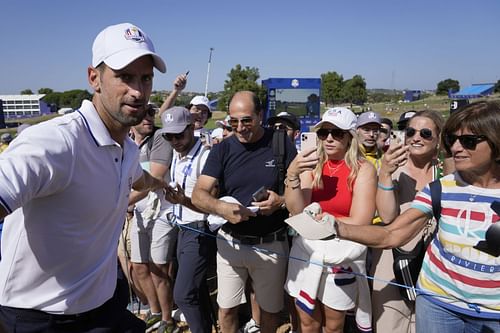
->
[[494, 80, 500, 93], [59, 90, 92, 109], [321, 71, 344, 106], [21, 89, 33, 95], [38, 88, 54, 94], [218, 64, 266, 111], [436, 79, 460, 95], [342, 75, 367, 105]]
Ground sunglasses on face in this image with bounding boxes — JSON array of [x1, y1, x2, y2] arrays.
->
[[146, 107, 156, 117], [405, 127, 433, 140], [273, 124, 293, 131], [445, 134, 487, 150], [379, 128, 389, 135], [229, 117, 253, 128], [317, 128, 347, 141], [163, 128, 188, 141]]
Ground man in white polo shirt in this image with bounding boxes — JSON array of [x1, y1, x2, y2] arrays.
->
[[0, 22, 168, 332], [161, 107, 215, 333]]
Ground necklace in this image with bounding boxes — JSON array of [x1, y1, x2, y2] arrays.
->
[[326, 159, 345, 177]]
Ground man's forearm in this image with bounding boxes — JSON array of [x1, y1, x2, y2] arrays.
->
[[192, 188, 223, 216]]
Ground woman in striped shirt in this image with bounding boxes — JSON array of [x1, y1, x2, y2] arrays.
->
[[335, 101, 499, 333]]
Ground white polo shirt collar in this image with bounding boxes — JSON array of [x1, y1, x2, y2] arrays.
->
[[77, 100, 120, 147]]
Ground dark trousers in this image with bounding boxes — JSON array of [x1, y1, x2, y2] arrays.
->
[[173, 227, 215, 333], [0, 277, 145, 333]]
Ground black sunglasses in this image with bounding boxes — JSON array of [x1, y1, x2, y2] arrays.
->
[[445, 134, 487, 150], [317, 128, 347, 140], [228, 117, 253, 128], [146, 107, 156, 117], [163, 128, 188, 141], [406, 127, 433, 140], [379, 128, 389, 135], [273, 124, 293, 131]]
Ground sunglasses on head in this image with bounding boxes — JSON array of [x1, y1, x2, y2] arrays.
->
[[317, 128, 347, 140], [445, 134, 487, 150], [405, 127, 433, 140], [163, 128, 188, 141], [228, 117, 253, 128]]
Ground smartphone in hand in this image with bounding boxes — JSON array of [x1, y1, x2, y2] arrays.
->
[[252, 186, 269, 202], [301, 132, 318, 152], [391, 130, 406, 144]]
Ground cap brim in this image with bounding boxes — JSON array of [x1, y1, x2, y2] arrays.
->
[[313, 120, 351, 130], [285, 212, 336, 240], [157, 124, 187, 134], [104, 49, 166, 73]]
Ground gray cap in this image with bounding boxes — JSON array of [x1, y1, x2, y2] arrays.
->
[[158, 106, 192, 134], [356, 111, 381, 128]]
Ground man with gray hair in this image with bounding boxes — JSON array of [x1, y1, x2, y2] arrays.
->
[[0, 22, 167, 332]]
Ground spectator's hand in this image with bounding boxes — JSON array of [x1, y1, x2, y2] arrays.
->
[[173, 74, 187, 92], [164, 183, 187, 205], [221, 202, 257, 224], [251, 190, 282, 216], [379, 142, 409, 176], [287, 147, 319, 178]]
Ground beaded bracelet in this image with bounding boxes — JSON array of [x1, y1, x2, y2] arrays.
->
[[377, 183, 395, 191]]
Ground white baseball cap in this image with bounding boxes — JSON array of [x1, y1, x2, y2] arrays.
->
[[189, 96, 211, 110], [314, 107, 357, 131], [92, 23, 166, 73], [210, 127, 224, 140]]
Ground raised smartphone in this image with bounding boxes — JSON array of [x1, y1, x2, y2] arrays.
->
[[391, 130, 406, 144], [252, 185, 269, 202], [301, 132, 318, 152]]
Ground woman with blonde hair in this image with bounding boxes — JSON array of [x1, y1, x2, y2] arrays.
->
[[284, 107, 377, 333], [371, 110, 445, 332]]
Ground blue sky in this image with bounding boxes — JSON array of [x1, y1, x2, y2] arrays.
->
[[2, 0, 499, 95]]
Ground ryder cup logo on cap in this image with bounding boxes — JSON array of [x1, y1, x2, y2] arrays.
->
[[159, 107, 192, 134], [356, 111, 381, 128], [92, 22, 166, 73], [313, 107, 357, 131]]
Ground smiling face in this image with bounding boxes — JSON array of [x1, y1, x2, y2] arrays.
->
[[228, 92, 263, 144], [406, 116, 439, 159], [89, 56, 154, 139], [449, 128, 492, 172], [189, 105, 210, 129]]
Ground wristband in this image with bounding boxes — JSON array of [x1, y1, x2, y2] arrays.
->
[[377, 183, 394, 191]]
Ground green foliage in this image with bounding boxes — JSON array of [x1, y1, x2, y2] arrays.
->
[[494, 80, 500, 93], [20, 89, 33, 95], [218, 64, 266, 111], [436, 79, 460, 95], [38, 88, 54, 94], [367, 91, 403, 103], [42, 89, 92, 110], [343, 75, 367, 105], [321, 71, 344, 106], [149, 93, 164, 107]]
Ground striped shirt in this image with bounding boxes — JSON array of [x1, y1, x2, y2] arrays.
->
[[411, 172, 500, 319]]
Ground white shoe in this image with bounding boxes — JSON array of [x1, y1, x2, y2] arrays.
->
[[241, 318, 260, 333]]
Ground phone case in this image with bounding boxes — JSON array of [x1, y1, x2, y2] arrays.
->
[[301, 132, 317, 152]]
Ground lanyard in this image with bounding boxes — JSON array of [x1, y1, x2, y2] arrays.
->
[[170, 140, 202, 220]]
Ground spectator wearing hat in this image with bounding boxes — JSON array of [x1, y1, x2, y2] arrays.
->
[[266, 111, 302, 149], [0, 133, 13, 153], [377, 117, 393, 152], [215, 115, 234, 140], [284, 107, 376, 333], [192, 91, 297, 333], [397, 111, 417, 130], [186, 96, 212, 146], [356, 111, 383, 169], [0, 22, 168, 332], [160, 107, 215, 333], [210, 127, 224, 145], [127, 104, 178, 332]]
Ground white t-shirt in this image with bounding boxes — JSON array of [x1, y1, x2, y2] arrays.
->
[[170, 138, 209, 224], [0, 100, 143, 314]]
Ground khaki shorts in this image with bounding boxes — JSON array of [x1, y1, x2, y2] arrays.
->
[[118, 214, 133, 259], [216, 228, 289, 313], [130, 212, 178, 264]]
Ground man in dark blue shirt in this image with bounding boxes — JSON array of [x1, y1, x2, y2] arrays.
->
[[192, 91, 297, 333]]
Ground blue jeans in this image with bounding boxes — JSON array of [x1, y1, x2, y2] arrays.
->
[[416, 295, 500, 333]]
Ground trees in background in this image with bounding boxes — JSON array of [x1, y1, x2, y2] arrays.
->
[[218, 64, 266, 111], [436, 79, 460, 95], [321, 71, 367, 106]]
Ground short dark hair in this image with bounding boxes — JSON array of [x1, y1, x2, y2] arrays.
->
[[442, 101, 500, 161]]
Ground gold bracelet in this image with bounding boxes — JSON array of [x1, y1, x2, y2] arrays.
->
[[284, 177, 301, 189]]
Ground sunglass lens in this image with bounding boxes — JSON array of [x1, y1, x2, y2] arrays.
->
[[461, 136, 477, 150], [405, 127, 416, 138], [317, 129, 328, 140], [420, 128, 433, 139]]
